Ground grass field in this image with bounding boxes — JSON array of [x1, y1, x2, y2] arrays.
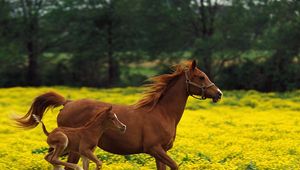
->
[[0, 87, 300, 170]]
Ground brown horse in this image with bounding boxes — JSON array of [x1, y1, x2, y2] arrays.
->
[[15, 60, 222, 170], [33, 106, 126, 170]]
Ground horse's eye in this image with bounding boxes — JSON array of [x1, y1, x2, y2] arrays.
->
[[199, 76, 205, 80]]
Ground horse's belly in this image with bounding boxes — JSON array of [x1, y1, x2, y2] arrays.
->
[[99, 132, 143, 154], [100, 114, 144, 154]]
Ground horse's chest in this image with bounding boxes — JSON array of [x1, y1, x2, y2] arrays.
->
[[143, 114, 177, 150], [159, 125, 176, 149]]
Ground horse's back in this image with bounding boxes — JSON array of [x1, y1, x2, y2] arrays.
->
[[57, 99, 108, 127]]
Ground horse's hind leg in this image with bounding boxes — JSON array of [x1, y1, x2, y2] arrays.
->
[[45, 148, 64, 170], [47, 133, 82, 170], [48, 145, 82, 170]]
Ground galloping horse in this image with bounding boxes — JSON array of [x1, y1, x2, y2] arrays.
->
[[34, 106, 126, 170], [15, 60, 222, 170]]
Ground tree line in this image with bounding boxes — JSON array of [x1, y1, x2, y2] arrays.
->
[[0, 0, 299, 91]]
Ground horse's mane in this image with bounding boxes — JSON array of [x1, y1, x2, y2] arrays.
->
[[83, 107, 109, 127], [134, 61, 192, 109]]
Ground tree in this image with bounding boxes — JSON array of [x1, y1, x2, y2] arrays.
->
[[7, 0, 68, 86], [258, 0, 300, 91], [57, 0, 146, 87], [15, 0, 43, 85], [185, 0, 220, 79]]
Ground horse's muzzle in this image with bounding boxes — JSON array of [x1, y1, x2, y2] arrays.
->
[[213, 89, 222, 103]]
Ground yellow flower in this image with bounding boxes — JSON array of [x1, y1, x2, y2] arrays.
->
[[0, 87, 300, 169]]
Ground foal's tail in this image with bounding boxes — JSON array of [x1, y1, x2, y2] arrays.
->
[[32, 114, 49, 136], [13, 92, 67, 129]]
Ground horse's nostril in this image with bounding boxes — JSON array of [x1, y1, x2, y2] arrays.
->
[[217, 91, 222, 97]]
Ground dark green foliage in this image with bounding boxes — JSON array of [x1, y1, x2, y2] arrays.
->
[[32, 147, 48, 154], [218, 152, 242, 164], [197, 152, 211, 162], [124, 155, 149, 165], [246, 161, 258, 170], [0, 0, 299, 91]]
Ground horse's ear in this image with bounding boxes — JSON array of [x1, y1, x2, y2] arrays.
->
[[190, 60, 197, 71], [107, 105, 112, 111]]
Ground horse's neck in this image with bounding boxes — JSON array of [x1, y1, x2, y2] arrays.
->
[[84, 118, 105, 136], [158, 74, 188, 125]]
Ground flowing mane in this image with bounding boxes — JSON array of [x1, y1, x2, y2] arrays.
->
[[83, 107, 109, 127], [134, 61, 192, 109]]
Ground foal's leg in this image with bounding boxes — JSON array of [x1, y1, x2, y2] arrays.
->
[[148, 145, 178, 170], [65, 152, 81, 170], [45, 149, 64, 170], [49, 145, 83, 170], [47, 132, 83, 170], [81, 156, 89, 170], [54, 166, 64, 170], [80, 150, 102, 170]]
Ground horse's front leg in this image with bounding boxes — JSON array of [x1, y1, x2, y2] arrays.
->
[[80, 149, 102, 170], [155, 159, 166, 170], [81, 156, 89, 170], [148, 145, 178, 170]]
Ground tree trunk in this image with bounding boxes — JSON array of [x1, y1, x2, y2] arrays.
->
[[107, 3, 119, 87], [107, 18, 114, 86], [26, 15, 39, 86], [26, 41, 38, 86], [194, 0, 217, 80], [203, 52, 213, 81]]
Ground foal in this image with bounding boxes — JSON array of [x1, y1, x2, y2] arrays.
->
[[33, 106, 126, 170]]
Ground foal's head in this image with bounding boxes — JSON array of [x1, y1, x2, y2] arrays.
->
[[185, 60, 222, 102], [101, 106, 126, 133]]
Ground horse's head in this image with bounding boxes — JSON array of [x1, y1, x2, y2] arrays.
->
[[103, 106, 126, 133], [185, 60, 222, 102]]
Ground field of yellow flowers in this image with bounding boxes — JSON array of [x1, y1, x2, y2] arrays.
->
[[0, 87, 300, 170]]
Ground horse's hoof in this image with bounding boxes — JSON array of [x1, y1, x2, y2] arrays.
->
[[53, 166, 64, 170], [75, 166, 83, 170], [94, 165, 101, 170]]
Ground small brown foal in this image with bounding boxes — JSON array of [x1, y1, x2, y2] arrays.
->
[[33, 106, 126, 170]]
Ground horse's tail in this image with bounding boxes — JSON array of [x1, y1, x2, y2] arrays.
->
[[13, 92, 67, 129], [32, 114, 49, 136]]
